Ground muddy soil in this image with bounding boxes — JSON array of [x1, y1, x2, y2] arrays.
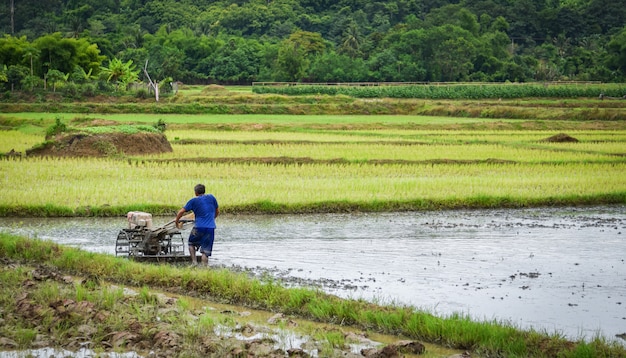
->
[[0, 257, 452, 358]]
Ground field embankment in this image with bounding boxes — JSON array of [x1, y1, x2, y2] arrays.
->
[[2, 232, 625, 357], [2, 85, 626, 120]]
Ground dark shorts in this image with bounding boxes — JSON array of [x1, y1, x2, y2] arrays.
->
[[188, 227, 215, 256]]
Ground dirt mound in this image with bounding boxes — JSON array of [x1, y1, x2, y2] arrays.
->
[[26, 132, 173, 157], [201, 84, 228, 93], [541, 133, 579, 143]]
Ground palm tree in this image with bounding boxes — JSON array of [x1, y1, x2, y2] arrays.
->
[[340, 22, 363, 58], [22, 46, 40, 76]]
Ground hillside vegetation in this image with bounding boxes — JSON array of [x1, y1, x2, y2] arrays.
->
[[1, 0, 625, 97]]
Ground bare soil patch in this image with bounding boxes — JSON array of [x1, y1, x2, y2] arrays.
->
[[541, 133, 579, 142], [26, 132, 173, 157]]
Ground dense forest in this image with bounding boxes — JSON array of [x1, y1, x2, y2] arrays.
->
[[1, 0, 625, 93]]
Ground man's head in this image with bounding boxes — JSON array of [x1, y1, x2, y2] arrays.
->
[[194, 184, 206, 195]]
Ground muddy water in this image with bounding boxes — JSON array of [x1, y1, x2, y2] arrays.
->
[[1, 206, 625, 343]]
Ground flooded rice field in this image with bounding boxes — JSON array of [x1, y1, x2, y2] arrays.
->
[[1, 205, 625, 344]]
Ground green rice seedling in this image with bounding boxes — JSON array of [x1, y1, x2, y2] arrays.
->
[[166, 140, 617, 162], [177, 297, 191, 311], [3, 156, 625, 214], [0, 131, 44, 153], [182, 311, 216, 346], [562, 336, 626, 358], [198, 311, 216, 331], [13, 328, 38, 347], [282, 287, 316, 313], [0, 266, 24, 288], [139, 286, 159, 305], [100, 286, 125, 310], [33, 281, 61, 303], [315, 328, 346, 355], [307, 298, 337, 322], [219, 315, 237, 329]]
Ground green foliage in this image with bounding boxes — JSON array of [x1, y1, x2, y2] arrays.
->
[[0, 1, 625, 90], [80, 124, 160, 135], [153, 118, 167, 132], [0, 65, 7, 83], [606, 27, 626, 77], [46, 69, 66, 92], [100, 58, 140, 90], [45, 117, 68, 138]]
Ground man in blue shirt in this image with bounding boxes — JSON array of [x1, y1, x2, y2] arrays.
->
[[175, 184, 219, 266]]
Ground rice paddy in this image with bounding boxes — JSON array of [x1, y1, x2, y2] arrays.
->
[[1, 101, 626, 357], [1, 113, 625, 216]]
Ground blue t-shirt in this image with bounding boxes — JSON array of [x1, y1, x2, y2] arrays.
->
[[183, 194, 218, 229]]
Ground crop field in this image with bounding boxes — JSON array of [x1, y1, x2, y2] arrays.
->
[[1, 111, 625, 216], [252, 82, 626, 99]]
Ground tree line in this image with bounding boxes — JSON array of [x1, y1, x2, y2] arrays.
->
[[0, 0, 625, 95]]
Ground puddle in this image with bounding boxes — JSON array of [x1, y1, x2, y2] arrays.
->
[[1, 205, 625, 343]]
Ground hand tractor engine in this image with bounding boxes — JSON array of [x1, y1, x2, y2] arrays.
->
[[115, 211, 194, 262]]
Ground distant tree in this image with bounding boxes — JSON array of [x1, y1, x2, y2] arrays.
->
[[208, 38, 261, 84], [69, 65, 94, 84], [0, 65, 8, 86], [424, 5, 480, 36], [585, 0, 626, 35], [276, 41, 307, 81], [6, 64, 28, 91], [21, 75, 42, 92], [0, 35, 29, 68], [367, 49, 401, 82], [339, 21, 364, 58], [275, 30, 327, 82], [33, 33, 78, 75], [287, 30, 327, 56], [2, 0, 625, 84], [22, 46, 40, 76], [606, 27, 626, 79], [46, 69, 66, 92], [141, 26, 191, 82], [424, 25, 479, 81], [308, 51, 368, 82]]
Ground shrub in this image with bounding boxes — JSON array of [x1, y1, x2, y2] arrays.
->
[[80, 83, 98, 97], [62, 82, 80, 99], [45, 117, 68, 139]]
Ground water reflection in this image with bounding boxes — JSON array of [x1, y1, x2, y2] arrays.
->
[[1, 206, 625, 343]]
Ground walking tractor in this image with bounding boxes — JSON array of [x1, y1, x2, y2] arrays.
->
[[115, 211, 194, 262]]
